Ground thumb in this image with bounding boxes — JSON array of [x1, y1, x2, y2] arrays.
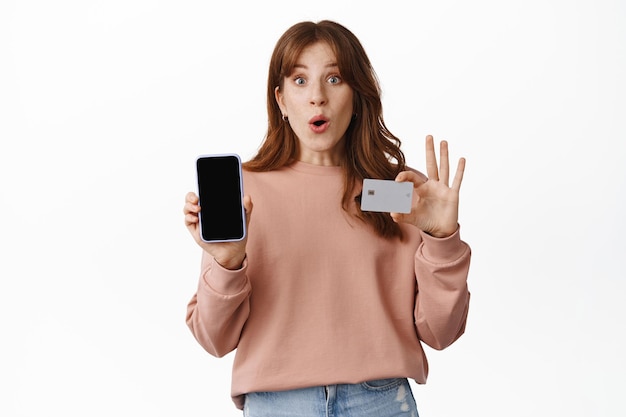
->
[[390, 212, 402, 223], [243, 195, 253, 227], [395, 170, 424, 187]]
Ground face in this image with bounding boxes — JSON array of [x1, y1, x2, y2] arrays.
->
[[275, 42, 354, 166]]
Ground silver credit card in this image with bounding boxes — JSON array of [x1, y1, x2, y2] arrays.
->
[[360, 179, 413, 214]]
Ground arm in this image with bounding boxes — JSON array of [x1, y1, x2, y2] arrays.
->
[[391, 135, 471, 348], [183, 191, 254, 357], [186, 252, 251, 357], [414, 228, 471, 350]]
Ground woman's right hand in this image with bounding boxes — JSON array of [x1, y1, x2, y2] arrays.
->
[[183, 192, 253, 270]]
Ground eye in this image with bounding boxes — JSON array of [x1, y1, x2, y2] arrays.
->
[[294, 77, 306, 85], [328, 75, 341, 85]]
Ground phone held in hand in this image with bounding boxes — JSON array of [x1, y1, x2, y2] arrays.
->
[[196, 154, 246, 242], [360, 179, 413, 214]]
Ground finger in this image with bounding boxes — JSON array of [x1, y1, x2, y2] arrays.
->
[[186, 192, 199, 204], [425, 135, 439, 181], [390, 212, 403, 223], [395, 170, 423, 187], [243, 195, 253, 227], [395, 171, 408, 182], [395, 171, 412, 182], [451, 157, 466, 191], [185, 212, 199, 225], [183, 201, 200, 215], [439, 140, 450, 186]]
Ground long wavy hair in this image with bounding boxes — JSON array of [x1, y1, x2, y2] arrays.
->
[[244, 20, 406, 239]]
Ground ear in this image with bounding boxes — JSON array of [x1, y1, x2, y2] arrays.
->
[[275, 86, 287, 115]]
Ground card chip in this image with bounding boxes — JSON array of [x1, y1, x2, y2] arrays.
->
[[368, 190, 375, 195]]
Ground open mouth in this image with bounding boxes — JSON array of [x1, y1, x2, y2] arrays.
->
[[309, 115, 329, 127], [309, 115, 330, 133]]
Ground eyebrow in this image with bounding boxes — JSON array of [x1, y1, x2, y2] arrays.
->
[[293, 62, 339, 70]]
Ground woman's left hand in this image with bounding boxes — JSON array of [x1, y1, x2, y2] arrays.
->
[[391, 135, 466, 238]]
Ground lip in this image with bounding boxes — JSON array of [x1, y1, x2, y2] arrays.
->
[[308, 115, 330, 133]]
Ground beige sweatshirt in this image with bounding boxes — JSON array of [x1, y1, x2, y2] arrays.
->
[[186, 161, 471, 410]]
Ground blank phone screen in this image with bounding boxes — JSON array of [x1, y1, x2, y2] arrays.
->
[[196, 155, 245, 242]]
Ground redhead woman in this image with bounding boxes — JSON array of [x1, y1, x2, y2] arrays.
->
[[184, 20, 471, 417]]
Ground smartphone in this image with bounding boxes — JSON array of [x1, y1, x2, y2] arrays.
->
[[196, 154, 246, 242], [360, 179, 413, 214]]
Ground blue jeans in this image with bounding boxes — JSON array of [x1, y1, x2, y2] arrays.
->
[[243, 378, 419, 417]]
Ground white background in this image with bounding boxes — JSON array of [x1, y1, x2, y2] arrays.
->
[[1, 0, 624, 415]]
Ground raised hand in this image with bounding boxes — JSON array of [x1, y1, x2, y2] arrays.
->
[[183, 192, 253, 269], [391, 135, 466, 238]]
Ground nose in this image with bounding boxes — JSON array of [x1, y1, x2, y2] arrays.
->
[[309, 82, 327, 106]]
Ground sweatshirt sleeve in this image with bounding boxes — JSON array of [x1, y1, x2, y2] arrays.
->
[[414, 226, 471, 350], [186, 251, 252, 358]]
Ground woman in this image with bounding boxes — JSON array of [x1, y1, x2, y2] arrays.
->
[[184, 20, 470, 416]]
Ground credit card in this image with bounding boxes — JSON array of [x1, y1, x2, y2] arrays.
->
[[360, 179, 413, 214]]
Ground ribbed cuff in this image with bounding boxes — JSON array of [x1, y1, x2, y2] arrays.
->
[[419, 225, 468, 263], [203, 256, 249, 295]]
